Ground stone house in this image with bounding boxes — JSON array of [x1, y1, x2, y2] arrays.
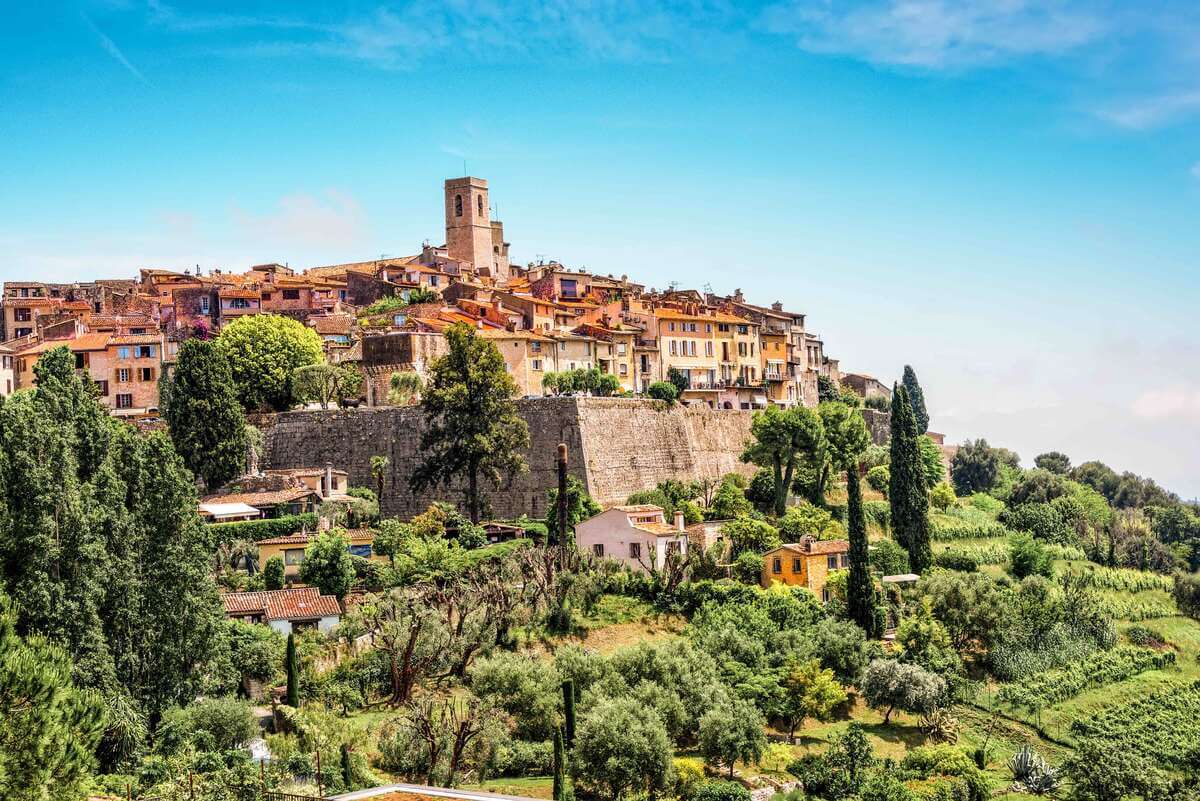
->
[[199, 486, 322, 519], [0, 343, 14, 396], [575, 505, 690, 572], [841, 373, 890, 402], [478, 328, 555, 397], [761, 536, 850, 602], [221, 587, 342, 635], [257, 528, 386, 580]]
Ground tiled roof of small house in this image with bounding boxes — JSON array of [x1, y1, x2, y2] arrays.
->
[[632, 522, 686, 537], [257, 528, 374, 546], [221, 587, 341, 621], [613, 504, 664, 514], [773, 538, 850, 556], [200, 487, 318, 508]]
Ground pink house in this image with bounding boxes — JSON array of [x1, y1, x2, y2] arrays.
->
[[575, 504, 689, 572]]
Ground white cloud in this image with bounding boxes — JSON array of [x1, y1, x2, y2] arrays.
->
[[81, 11, 151, 85], [1131, 387, 1200, 423], [231, 190, 367, 248], [757, 0, 1108, 69], [1097, 90, 1200, 130]]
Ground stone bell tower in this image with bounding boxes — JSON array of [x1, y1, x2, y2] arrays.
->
[[445, 176, 507, 281]]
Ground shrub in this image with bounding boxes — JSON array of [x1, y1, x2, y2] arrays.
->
[[998, 645, 1175, 711], [869, 539, 909, 576], [262, 556, 285, 590], [1001, 503, 1071, 544], [1009, 532, 1053, 579], [207, 513, 318, 545], [929, 483, 956, 511], [779, 503, 843, 540], [1124, 625, 1167, 648], [965, 493, 1005, 515], [933, 551, 978, 572], [647, 381, 679, 403], [866, 466, 890, 497], [693, 781, 752, 801], [863, 500, 890, 530]]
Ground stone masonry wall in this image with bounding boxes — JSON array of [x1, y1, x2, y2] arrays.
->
[[258, 397, 757, 520]]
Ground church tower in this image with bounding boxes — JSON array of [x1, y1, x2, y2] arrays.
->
[[445, 177, 507, 281]]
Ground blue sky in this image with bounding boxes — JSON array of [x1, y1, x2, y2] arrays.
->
[[2, 1, 1198, 498]]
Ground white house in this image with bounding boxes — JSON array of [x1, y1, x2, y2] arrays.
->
[[575, 504, 689, 572], [221, 587, 342, 635]]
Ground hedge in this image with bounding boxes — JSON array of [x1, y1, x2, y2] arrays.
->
[[207, 513, 317, 544]]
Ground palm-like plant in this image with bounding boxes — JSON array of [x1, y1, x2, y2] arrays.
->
[[388, 370, 423, 405]]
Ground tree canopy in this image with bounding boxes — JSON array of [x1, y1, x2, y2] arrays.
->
[[163, 337, 248, 490], [741, 405, 824, 517], [214, 313, 324, 411]]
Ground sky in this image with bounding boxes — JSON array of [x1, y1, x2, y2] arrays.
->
[[2, 1, 1198, 498]]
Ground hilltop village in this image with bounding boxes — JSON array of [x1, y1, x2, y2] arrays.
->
[[1, 175, 877, 414], [4, 177, 1200, 801]]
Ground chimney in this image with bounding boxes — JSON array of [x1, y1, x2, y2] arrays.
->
[[674, 510, 685, 531], [771, 301, 783, 312], [733, 288, 744, 303], [323, 462, 333, 498]]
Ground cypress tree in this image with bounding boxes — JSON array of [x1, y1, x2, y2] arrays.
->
[[163, 338, 248, 490], [285, 633, 299, 708], [845, 467, 876, 635], [889, 385, 932, 573], [341, 744, 353, 790], [552, 726, 565, 801], [902, 365, 929, 434], [562, 679, 576, 748]]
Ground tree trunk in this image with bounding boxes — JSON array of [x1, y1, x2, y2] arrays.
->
[[884, 704, 894, 724]]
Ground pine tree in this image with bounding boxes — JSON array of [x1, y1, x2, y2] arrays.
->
[[340, 743, 353, 790], [845, 467, 877, 635], [285, 633, 299, 708], [902, 365, 929, 434], [553, 726, 565, 801], [562, 679, 576, 748], [163, 338, 248, 490], [889, 385, 931, 573]]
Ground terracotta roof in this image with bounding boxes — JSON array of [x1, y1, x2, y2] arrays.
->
[[633, 522, 686, 536], [266, 467, 348, 478], [476, 328, 554, 342], [654, 309, 747, 324], [308, 314, 354, 335], [109, 334, 163, 345], [773, 539, 850, 556], [221, 587, 341, 621], [219, 288, 261, 299], [614, 504, 664, 513], [200, 487, 318, 507], [258, 528, 374, 546]]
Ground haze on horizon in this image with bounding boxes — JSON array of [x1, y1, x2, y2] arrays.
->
[[1, 1, 1197, 498]]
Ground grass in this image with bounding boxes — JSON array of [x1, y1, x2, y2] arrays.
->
[[466, 776, 554, 798]]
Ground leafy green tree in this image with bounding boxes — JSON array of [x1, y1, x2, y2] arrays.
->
[[1009, 532, 1054, 579], [294, 362, 362, 409], [646, 381, 679, 403], [817, 374, 840, 403], [1034, 451, 1072, 475], [411, 323, 530, 523], [866, 465, 890, 497], [595, 373, 621, 397], [667, 367, 690, 394], [869, 539, 909, 576], [285, 633, 299, 708], [950, 439, 1002, 495], [263, 556, 286, 590], [1064, 738, 1168, 801], [846, 468, 877, 635], [698, 698, 766, 778], [0, 591, 105, 801], [388, 370, 424, 405], [889, 386, 931, 573], [299, 531, 356, 599], [861, 659, 945, 724], [776, 659, 847, 742], [721, 518, 781, 558], [929, 482, 956, 511], [809, 400, 871, 505], [901, 365, 929, 434], [741, 405, 824, 517], [573, 697, 674, 800], [214, 313, 324, 411], [916, 435, 944, 488], [163, 338, 248, 489], [544, 476, 602, 546], [745, 469, 776, 514]]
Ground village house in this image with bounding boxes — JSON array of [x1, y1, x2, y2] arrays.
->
[[257, 528, 386, 580], [199, 486, 322, 520], [575, 505, 690, 572], [761, 536, 851, 602], [221, 587, 342, 635], [841, 372, 890, 402]]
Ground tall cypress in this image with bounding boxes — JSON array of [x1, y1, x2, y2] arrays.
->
[[552, 726, 565, 801], [341, 744, 353, 790], [562, 679, 576, 748], [163, 338, 248, 490], [845, 467, 876, 635], [902, 365, 929, 435], [285, 633, 299, 708], [889, 385, 931, 573]]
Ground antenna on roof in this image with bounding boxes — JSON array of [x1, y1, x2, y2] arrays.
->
[[703, 283, 713, 294]]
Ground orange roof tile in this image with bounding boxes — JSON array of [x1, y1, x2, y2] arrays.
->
[[200, 487, 318, 507], [221, 587, 341, 621]]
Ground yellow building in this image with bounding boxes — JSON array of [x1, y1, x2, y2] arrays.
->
[[257, 528, 386, 580], [478, 328, 555, 396], [761, 537, 850, 602]]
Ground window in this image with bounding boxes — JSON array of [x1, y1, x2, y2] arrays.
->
[[705, 323, 712, 332], [115, 393, 133, 409], [477, 194, 484, 216], [14, 308, 31, 322], [668, 322, 675, 332], [348, 544, 372, 558], [339, 290, 347, 300], [531, 359, 543, 371], [117, 368, 130, 383], [130, 327, 145, 334], [670, 340, 677, 356], [117, 346, 130, 359], [138, 367, 155, 382], [793, 558, 802, 572], [74, 352, 85, 369], [738, 325, 749, 335], [772, 557, 782, 574], [822, 589, 831, 603], [688, 341, 696, 356], [96, 380, 109, 396], [262, 292, 272, 301], [229, 298, 250, 309], [531, 341, 541, 352], [666, 540, 681, 556], [455, 194, 463, 216], [429, 275, 440, 287], [200, 296, 209, 313], [629, 543, 641, 559], [705, 341, 713, 357], [13, 328, 31, 338], [619, 363, 627, 376], [558, 341, 566, 352], [616, 343, 626, 355], [827, 555, 838, 569], [282, 289, 300, 300], [592, 544, 605, 557], [135, 345, 154, 358], [284, 548, 306, 566]]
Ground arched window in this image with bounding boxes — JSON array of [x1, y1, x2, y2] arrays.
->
[[477, 195, 484, 217], [455, 195, 463, 217]]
